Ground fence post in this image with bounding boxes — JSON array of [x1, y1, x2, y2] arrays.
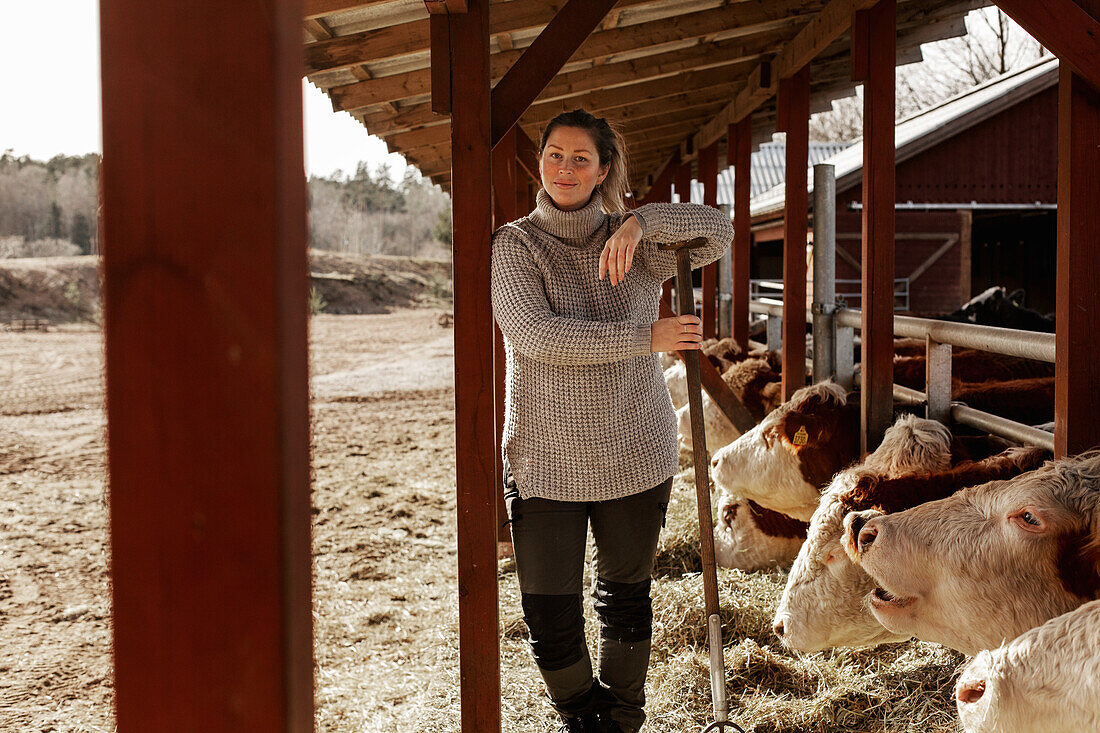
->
[[836, 325, 855, 391], [767, 313, 783, 352], [812, 164, 836, 383], [718, 203, 733, 339], [925, 337, 952, 423]]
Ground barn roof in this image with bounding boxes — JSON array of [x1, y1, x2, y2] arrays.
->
[[749, 54, 1059, 217], [303, 0, 989, 194], [686, 140, 854, 203]]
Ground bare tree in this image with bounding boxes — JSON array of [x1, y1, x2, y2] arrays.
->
[[809, 8, 1046, 143]]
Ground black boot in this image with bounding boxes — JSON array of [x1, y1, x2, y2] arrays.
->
[[556, 712, 604, 732]]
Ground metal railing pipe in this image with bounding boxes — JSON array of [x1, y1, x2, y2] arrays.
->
[[834, 309, 1056, 363], [952, 403, 1056, 452]]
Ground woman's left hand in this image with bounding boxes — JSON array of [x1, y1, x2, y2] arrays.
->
[[599, 215, 643, 287]]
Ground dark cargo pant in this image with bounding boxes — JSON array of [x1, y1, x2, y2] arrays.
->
[[504, 471, 672, 732]]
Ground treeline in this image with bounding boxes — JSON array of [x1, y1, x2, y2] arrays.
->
[[0, 152, 99, 257], [0, 152, 452, 260], [308, 162, 452, 259]]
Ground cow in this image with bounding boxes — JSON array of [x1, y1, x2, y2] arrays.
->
[[709, 381, 860, 522], [714, 495, 807, 572], [953, 377, 1054, 426], [892, 351, 1054, 391], [942, 286, 1055, 333], [769, 415, 962, 651], [850, 450, 1100, 656], [663, 342, 762, 410], [676, 357, 782, 454], [955, 599, 1100, 733]]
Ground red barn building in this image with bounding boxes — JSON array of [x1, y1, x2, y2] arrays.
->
[[748, 56, 1058, 315]]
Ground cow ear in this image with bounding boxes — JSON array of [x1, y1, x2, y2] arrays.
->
[[1058, 529, 1100, 600], [1008, 288, 1026, 306]]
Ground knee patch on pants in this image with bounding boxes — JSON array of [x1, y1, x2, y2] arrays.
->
[[521, 592, 586, 672], [593, 577, 652, 643]]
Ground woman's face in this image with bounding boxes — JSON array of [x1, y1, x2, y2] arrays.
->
[[538, 126, 610, 211]]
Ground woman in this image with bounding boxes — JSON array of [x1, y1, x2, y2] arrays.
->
[[490, 109, 733, 732]]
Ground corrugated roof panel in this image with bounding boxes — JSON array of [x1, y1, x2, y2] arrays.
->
[[684, 141, 852, 204]]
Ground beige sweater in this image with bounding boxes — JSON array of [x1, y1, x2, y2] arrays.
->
[[490, 188, 733, 502]]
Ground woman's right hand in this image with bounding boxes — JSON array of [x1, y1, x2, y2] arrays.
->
[[651, 314, 703, 353]]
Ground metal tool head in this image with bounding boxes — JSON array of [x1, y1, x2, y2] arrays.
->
[[657, 236, 708, 252], [701, 721, 747, 733]]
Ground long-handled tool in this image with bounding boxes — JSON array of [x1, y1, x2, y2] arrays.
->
[[659, 238, 746, 733]]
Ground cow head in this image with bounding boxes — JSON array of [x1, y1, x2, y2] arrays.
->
[[710, 381, 857, 521], [853, 451, 1100, 656], [771, 414, 956, 652]]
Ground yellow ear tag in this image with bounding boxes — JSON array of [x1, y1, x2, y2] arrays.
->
[[792, 426, 809, 446]]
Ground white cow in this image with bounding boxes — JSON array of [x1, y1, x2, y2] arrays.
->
[[771, 414, 956, 652], [853, 450, 1100, 655], [714, 494, 806, 572], [956, 599, 1100, 733]]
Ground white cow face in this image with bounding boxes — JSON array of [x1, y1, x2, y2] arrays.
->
[[956, 599, 1100, 733], [676, 392, 740, 455], [854, 455, 1100, 656], [772, 479, 910, 652]]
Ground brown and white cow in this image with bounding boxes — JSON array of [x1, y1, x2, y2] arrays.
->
[[709, 382, 861, 521], [955, 599, 1100, 733], [952, 377, 1054, 426], [714, 495, 808, 572], [892, 350, 1054, 391], [677, 357, 782, 454], [851, 450, 1100, 655], [769, 415, 966, 651]]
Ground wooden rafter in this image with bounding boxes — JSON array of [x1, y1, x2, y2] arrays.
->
[[425, 0, 467, 13], [491, 0, 619, 146], [304, 0, 391, 21], [992, 0, 1100, 93]]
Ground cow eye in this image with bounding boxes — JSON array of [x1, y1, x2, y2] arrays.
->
[[1022, 511, 1040, 526]]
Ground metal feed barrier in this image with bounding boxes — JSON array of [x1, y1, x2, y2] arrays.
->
[[748, 164, 1056, 452]]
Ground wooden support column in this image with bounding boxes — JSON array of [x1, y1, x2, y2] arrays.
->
[[730, 117, 752, 350], [675, 157, 692, 204], [100, 0, 312, 730], [855, 0, 896, 452], [449, 1, 500, 730], [778, 66, 809, 401], [700, 141, 719, 339], [1055, 68, 1100, 457], [491, 128, 518, 545]]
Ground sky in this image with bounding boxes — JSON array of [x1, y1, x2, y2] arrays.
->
[[0, 0, 409, 181]]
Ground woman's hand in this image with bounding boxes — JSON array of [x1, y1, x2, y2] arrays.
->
[[599, 215, 643, 286], [651, 314, 703, 353]]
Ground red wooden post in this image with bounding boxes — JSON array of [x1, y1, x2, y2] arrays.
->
[[1055, 68, 1100, 457], [778, 66, 810, 401], [700, 141, 719, 339], [99, 1, 313, 730], [730, 117, 752, 350], [855, 0, 896, 452], [449, 1, 501, 730], [676, 157, 692, 204]]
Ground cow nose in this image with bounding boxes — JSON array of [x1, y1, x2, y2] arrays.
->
[[711, 454, 720, 469], [956, 679, 986, 704], [772, 615, 787, 639], [848, 513, 868, 540], [857, 523, 879, 554]]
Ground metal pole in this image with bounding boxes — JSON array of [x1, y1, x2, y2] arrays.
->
[[812, 164, 836, 383], [718, 203, 733, 340]]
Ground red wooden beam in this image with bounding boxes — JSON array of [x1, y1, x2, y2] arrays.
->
[[778, 66, 810, 401], [1054, 67, 1100, 456], [430, 12, 451, 114], [449, 1, 500, 731], [100, 0, 313, 730], [857, 0, 896, 452], [425, 0, 468, 13], [490, 0, 618, 147], [730, 117, 752, 350], [992, 0, 1100, 94], [514, 125, 540, 185], [675, 157, 692, 203], [700, 141, 719, 339]]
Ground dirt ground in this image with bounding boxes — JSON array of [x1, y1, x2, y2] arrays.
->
[[0, 309, 473, 732], [0, 301, 965, 732]]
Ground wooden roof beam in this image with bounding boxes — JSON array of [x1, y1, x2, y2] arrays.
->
[[491, 0, 619, 147], [305, 0, 819, 75], [304, 0, 393, 22], [424, 0, 467, 13], [992, 0, 1100, 93]]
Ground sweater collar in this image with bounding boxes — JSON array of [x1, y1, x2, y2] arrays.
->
[[528, 187, 607, 245]]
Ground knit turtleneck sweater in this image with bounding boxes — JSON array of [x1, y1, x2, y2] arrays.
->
[[490, 188, 734, 502]]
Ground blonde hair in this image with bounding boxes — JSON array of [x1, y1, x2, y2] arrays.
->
[[539, 109, 631, 213]]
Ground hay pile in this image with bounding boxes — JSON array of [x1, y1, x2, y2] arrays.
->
[[493, 466, 967, 732]]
